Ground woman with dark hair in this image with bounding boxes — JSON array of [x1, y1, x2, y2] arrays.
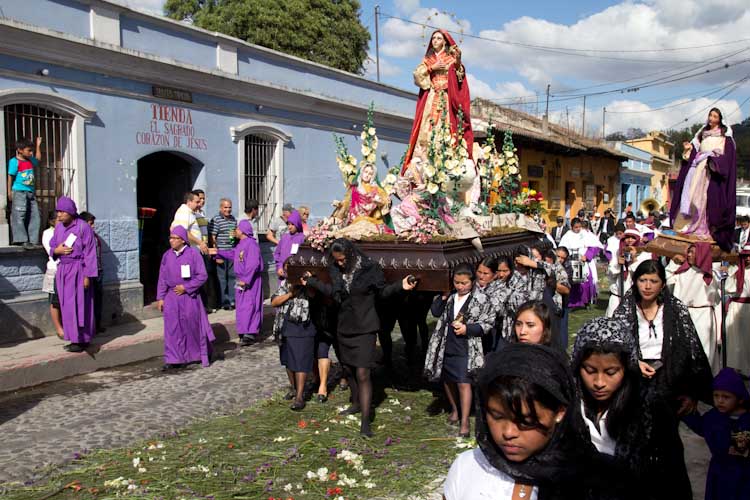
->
[[573, 317, 692, 499], [512, 301, 553, 347], [425, 263, 494, 437], [475, 256, 499, 353], [303, 238, 415, 436], [443, 344, 598, 499], [671, 107, 737, 251], [491, 254, 529, 349]]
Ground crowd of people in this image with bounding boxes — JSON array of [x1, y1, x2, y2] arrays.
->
[[11, 127, 746, 497]]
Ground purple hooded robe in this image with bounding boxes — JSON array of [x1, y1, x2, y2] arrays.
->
[[670, 122, 737, 251], [48, 197, 98, 344], [157, 225, 215, 366], [273, 210, 306, 271], [217, 220, 264, 335]]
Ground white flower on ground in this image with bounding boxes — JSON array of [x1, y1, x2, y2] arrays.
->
[[197, 438, 207, 444], [295, 483, 303, 490], [273, 436, 291, 442], [127, 483, 138, 491], [337, 473, 358, 487], [361, 469, 371, 476], [138, 467, 146, 473], [284, 483, 293, 492], [389, 399, 401, 406], [364, 481, 377, 489], [316, 467, 329, 482], [132, 457, 141, 468], [404, 406, 412, 411]]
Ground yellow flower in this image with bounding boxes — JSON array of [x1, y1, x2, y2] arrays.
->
[[505, 150, 514, 158], [427, 182, 439, 194], [521, 186, 528, 193], [508, 165, 518, 175], [423, 164, 436, 178], [529, 189, 537, 196], [367, 153, 376, 163], [361, 145, 371, 157], [368, 127, 376, 136], [507, 157, 517, 166], [348, 155, 357, 166], [360, 131, 367, 140], [482, 145, 492, 157]]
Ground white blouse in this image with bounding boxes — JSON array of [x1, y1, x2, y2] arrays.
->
[[453, 293, 470, 321], [636, 305, 663, 360], [581, 401, 616, 456], [444, 448, 539, 500]]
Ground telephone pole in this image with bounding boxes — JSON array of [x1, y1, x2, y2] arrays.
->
[[374, 5, 380, 82], [581, 95, 586, 136], [544, 84, 550, 119], [602, 107, 607, 140]]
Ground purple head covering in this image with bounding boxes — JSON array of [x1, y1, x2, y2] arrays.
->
[[713, 368, 749, 401], [238, 219, 254, 237], [287, 210, 303, 233], [170, 225, 189, 245], [55, 196, 78, 217]]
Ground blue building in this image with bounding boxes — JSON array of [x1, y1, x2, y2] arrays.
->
[[611, 142, 653, 217], [0, 0, 415, 341]]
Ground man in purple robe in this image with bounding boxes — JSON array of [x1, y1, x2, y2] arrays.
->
[[273, 209, 305, 279], [157, 225, 215, 369], [49, 197, 98, 352], [215, 220, 264, 346]]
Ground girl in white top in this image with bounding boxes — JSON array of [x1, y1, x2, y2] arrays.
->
[[41, 214, 64, 338], [443, 344, 598, 500]]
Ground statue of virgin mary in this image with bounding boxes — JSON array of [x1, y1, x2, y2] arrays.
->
[[402, 29, 474, 173]]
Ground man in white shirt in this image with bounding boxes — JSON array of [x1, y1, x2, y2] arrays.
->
[[171, 192, 207, 254]]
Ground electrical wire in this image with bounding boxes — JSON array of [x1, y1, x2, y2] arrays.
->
[[380, 12, 750, 63], [666, 78, 749, 129]]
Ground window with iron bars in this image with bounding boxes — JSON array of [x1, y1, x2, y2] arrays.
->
[[4, 104, 75, 240], [243, 134, 278, 233]]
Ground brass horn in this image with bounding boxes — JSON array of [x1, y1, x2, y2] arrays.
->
[[640, 198, 659, 216]]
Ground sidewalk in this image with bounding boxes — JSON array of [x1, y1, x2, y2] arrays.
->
[[0, 306, 274, 393]]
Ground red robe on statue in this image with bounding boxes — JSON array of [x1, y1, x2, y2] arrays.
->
[[402, 30, 474, 174]]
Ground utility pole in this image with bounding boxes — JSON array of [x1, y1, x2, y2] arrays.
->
[[602, 107, 607, 140], [544, 84, 550, 119], [374, 5, 380, 82], [565, 106, 570, 134], [582, 95, 586, 136]]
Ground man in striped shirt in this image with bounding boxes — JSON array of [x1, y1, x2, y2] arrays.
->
[[210, 198, 238, 310]]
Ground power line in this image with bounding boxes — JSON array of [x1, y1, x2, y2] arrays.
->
[[485, 56, 750, 107], [666, 78, 749, 129], [605, 76, 750, 114], [726, 95, 750, 120], [380, 12, 750, 63]]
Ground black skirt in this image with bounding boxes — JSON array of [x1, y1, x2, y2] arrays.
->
[[442, 353, 470, 383], [337, 331, 377, 368], [279, 336, 315, 373]]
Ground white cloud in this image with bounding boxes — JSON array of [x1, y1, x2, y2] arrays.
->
[[379, 1, 750, 90], [363, 53, 402, 78], [603, 97, 744, 132], [394, 0, 421, 15]]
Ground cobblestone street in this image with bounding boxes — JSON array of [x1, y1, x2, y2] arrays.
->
[[0, 340, 288, 485]]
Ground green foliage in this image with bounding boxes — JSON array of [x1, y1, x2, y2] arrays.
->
[[164, 0, 371, 74]]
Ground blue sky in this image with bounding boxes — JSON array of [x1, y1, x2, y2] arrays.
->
[[127, 0, 750, 133]]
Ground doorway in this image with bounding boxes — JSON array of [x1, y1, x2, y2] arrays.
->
[[137, 151, 200, 304]]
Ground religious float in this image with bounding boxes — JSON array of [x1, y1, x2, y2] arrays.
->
[[286, 30, 548, 290]]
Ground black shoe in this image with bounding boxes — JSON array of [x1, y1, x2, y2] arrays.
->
[[316, 394, 328, 403], [241, 335, 258, 346], [229, 304, 236, 310], [66, 343, 87, 353], [283, 388, 296, 401], [360, 425, 373, 438], [339, 406, 361, 416], [290, 400, 306, 411], [222, 305, 232, 311], [457, 430, 470, 438], [23, 242, 37, 250], [63, 343, 74, 352], [161, 363, 184, 372]]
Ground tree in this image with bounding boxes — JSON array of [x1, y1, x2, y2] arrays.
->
[[164, 0, 371, 74]]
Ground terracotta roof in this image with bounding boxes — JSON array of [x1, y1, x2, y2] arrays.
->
[[471, 98, 627, 160]]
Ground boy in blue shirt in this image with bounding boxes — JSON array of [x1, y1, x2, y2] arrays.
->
[[7, 137, 42, 248]]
